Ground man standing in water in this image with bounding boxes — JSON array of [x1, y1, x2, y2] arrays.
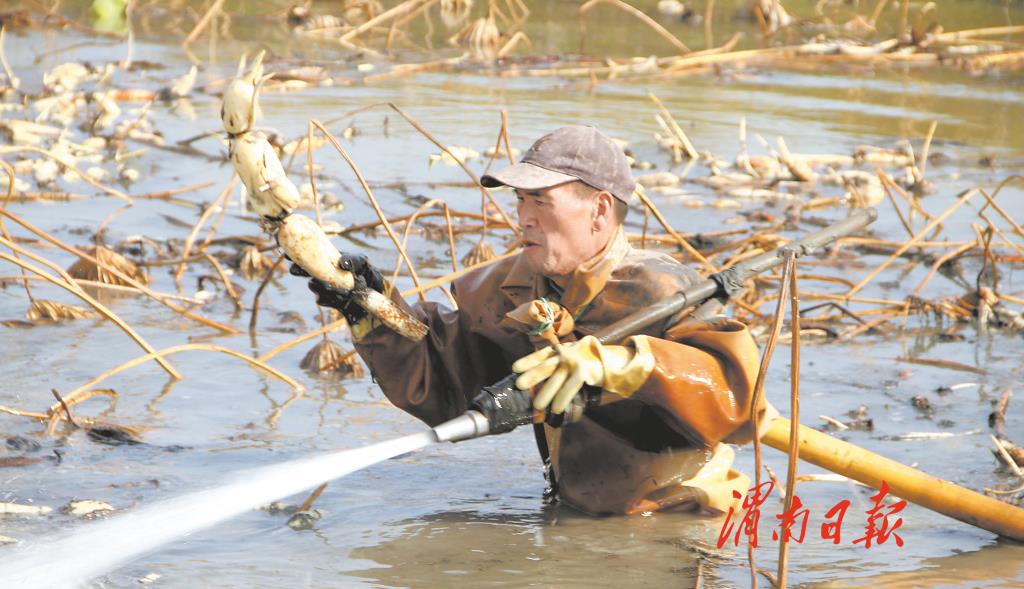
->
[[296, 125, 765, 515]]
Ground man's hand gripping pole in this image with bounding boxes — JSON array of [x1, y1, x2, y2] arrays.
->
[[431, 207, 879, 443]]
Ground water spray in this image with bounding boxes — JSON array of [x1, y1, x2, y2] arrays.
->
[[0, 433, 438, 589]]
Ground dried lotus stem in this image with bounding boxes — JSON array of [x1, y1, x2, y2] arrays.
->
[[296, 483, 329, 513], [54, 342, 303, 417], [579, 0, 691, 54], [0, 160, 35, 303], [499, 109, 516, 166], [258, 317, 347, 363], [649, 93, 698, 160], [462, 239, 496, 267], [878, 170, 916, 240], [978, 178, 1024, 240], [238, 245, 277, 281], [27, 299, 97, 321], [0, 250, 181, 379], [68, 245, 150, 286], [0, 405, 49, 420], [847, 189, 977, 297], [0, 209, 238, 334], [442, 204, 457, 273], [440, 0, 474, 29], [307, 120, 322, 225], [390, 198, 457, 304], [340, 0, 435, 43], [777, 252, 801, 588], [174, 175, 236, 291], [402, 247, 518, 299], [249, 252, 284, 333], [634, 186, 717, 273], [203, 252, 242, 310], [385, 103, 520, 236], [300, 338, 364, 377], [95, 203, 134, 247], [183, 0, 227, 47], [197, 185, 234, 253], [308, 119, 425, 289]]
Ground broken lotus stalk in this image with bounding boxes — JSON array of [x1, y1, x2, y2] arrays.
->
[[222, 52, 428, 342]]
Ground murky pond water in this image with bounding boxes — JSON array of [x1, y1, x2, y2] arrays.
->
[[2, 1, 1024, 587]]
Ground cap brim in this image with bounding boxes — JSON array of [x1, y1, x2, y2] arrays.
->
[[480, 162, 578, 191]]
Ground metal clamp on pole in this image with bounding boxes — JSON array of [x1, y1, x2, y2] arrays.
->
[[433, 375, 533, 442]]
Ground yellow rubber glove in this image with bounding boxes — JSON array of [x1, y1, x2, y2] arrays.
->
[[512, 335, 656, 414]]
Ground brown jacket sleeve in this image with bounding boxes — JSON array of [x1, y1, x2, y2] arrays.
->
[[353, 285, 509, 427], [626, 318, 764, 447]]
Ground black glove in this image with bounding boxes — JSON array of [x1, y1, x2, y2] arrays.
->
[[288, 253, 385, 325]]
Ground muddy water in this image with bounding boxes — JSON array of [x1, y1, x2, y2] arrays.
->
[[2, 1, 1024, 587]]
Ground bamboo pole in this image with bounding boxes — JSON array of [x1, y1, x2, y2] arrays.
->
[[763, 417, 1024, 542]]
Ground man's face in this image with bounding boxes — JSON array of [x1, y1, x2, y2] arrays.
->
[[516, 183, 605, 279]]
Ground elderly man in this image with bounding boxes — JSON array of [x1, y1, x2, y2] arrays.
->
[[299, 125, 764, 515]]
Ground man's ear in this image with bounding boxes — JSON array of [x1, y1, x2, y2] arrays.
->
[[592, 190, 615, 231]]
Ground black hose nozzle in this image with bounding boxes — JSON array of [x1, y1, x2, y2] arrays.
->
[[432, 375, 593, 443], [430, 375, 534, 443], [470, 374, 534, 434]]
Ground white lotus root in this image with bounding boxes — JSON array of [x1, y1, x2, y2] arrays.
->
[[276, 216, 428, 340], [276, 215, 351, 291], [221, 50, 269, 136], [229, 131, 300, 219], [223, 53, 428, 342]]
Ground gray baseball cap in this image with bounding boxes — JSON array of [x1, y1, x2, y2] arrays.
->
[[481, 125, 636, 204]]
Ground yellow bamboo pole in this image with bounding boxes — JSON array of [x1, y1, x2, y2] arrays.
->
[[763, 417, 1024, 542]]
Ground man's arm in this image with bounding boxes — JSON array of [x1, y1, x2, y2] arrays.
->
[[626, 318, 764, 447], [297, 254, 505, 427], [353, 286, 507, 427]]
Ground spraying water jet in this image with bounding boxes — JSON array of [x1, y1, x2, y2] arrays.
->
[[0, 432, 437, 589]]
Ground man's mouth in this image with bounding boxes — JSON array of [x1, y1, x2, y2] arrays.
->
[[522, 239, 541, 249]]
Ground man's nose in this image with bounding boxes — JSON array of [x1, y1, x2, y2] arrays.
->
[[517, 201, 536, 228]]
